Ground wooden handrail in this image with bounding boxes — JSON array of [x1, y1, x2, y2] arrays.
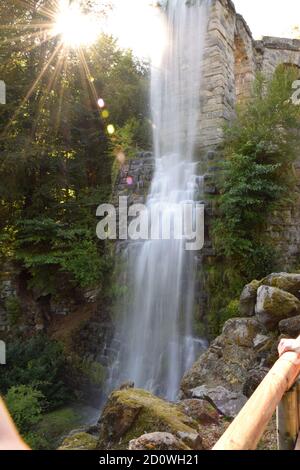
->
[[213, 352, 300, 450]]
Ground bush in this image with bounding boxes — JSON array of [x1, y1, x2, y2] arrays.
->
[[5, 385, 44, 434], [0, 335, 70, 410]]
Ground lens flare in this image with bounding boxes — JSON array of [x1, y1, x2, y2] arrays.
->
[[53, 0, 100, 48], [97, 98, 105, 108], [107, 124, 115, 135], [101, 109, 109, 119]]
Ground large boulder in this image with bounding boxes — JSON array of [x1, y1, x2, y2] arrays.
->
[[97, 388, 201, 450], [279, 315, 300, 337], [181, 317, 269, 396], [188, 385, 247, 419], [239, 280, 261, 317], [255, 286, 300, 330], [222, 317, 263, 347], [262, 273, 300, 299]]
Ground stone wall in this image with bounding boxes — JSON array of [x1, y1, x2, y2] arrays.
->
[[200, 0, 300, 269], [200, 0, 300, 151]]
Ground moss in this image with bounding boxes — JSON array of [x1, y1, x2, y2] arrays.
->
[[59, 432, 98, 450], [70, 355, 106, 387], [5, 296, 22, 326], [33, 406, 87, 449], [98, 388, 199, 450]]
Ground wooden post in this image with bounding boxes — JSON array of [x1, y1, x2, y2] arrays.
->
[[213, 352, 300, 450], [277, 383, 299, 450]]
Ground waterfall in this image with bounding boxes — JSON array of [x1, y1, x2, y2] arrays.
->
[[108, 0, 210, 401]]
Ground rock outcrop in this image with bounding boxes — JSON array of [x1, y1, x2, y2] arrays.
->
[[97, 388, 204, 450], [181, 272, 300, 421], [61, 273, 300, 451]]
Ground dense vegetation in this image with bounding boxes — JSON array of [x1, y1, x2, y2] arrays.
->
[[0, 1, 150, 447], [207, 67, 300, 335], [0, 2, 150, 293]]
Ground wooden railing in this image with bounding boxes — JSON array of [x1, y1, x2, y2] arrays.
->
[[213, 351, 300, 450]]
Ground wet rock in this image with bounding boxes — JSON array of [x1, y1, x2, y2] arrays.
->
[[59, 432, 98, 450], [255, 286, 300, 331], [263, 273, 300, 299], [239, 280, 261, 317], [178, 399, 220, 425], [279, 315, 300, 337], [129, 432, 190, 451], [189, 385, 247, 419]]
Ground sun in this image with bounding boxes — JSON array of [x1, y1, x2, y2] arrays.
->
[[53, 0, 100, 48]]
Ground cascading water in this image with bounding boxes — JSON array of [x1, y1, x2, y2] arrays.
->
[[108, 0, 210, 401]]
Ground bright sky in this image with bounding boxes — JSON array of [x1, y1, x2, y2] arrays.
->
[[233, 0, 300, 39], [107, 0, 300, 59]]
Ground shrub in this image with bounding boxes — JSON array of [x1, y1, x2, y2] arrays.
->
[[0, 335, 70, 410], [5, 385, 44, 434]]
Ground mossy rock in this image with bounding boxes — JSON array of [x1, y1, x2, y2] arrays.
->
[[256, 286, 300, 330], [59, 432, 98, 450], [239, 280, 262, 317], [97, 388, 200, 450], [262, 273, 300, 299]]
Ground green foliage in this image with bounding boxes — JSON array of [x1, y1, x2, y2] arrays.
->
[[4, 296, 22, 326], [205, 263, 244, 336], [5, 385, 44, 434], [215, 68, 300, 274], [210, 67, 300, 332], [0, 335, 70, 410], [79, 359, 105, 386], [0, 3, 149, 296], [15, 218, 107, 290], [110, 117, 149, 186], [33, 406, 86, 450], [219, 299, 240, 326]]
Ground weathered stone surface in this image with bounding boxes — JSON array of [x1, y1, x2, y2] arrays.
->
[[59, 432, 98, 450], [243, 368, 269, 398], [263, 273, 300, 299], [279, 316, 300, 338], [178, 399, 220, 425], [189, 385, 247, 418], [255, 286, 300, 330], [181, 326, 256, 398], [97, 388, 199, 450], [253, 334, 273, 352], [239, 280, 261, 317], [222, 317, 263, 347], [129, 432, 191, 451]]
